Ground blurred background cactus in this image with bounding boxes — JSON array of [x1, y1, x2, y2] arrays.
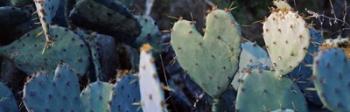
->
[[0, 0, 350, 112]]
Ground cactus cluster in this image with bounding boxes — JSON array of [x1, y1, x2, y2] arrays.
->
[[1, 0, 350, 111]]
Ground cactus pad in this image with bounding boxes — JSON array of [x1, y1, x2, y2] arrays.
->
[[236, 69, 308, 112], [0, 82, 18, 112], [288, 29, 324, 105], [69, 0, 141, 43], [138, 44, 167, 112], [135, 15, 161, 52], [232, 41, 272, 90], [110, 75, 142, 112], [171, 9, 241, 98], [313, 48, 350, 111], [263, 6, 310, 75], [0, 26, 90, 76], [81, 81, 113, 112], [23, 64, 82, 112]]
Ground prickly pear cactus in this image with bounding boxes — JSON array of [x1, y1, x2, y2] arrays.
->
[[11, 0, 32, 6], [110, 75, 142, 112], [313, 48, 350, 111], [236, 69, 308, 112], [33, 0, 59, 25], [81, 81, 113, 112], [84, 33, 104, 80], [23, 64, 82, 112], [0, 26, 90, 76], [171, 9, 241, 98], [263, 1, 310, 76], [0, 82, 18, 112], [135, 15, 161, 52], [139, 44, 167, 112], [232, 41, 272, 90], [288, 28, 324, 105], [69, 0, 141, 43], [0, 6, 30, 28], [33, 0, 60, 46], [0, 6, 32, 45]]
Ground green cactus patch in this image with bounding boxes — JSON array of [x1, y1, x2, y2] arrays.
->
[[171, 9, 241, 98], [81, 81, 113, 112], [22, 64, 83, 112], [236, 69, 308, 112], [0, 26, 90, 76], [232, 41, 272, 90]]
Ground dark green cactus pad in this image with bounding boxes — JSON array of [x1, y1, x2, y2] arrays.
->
[[134, 15, 161, 53], [0, 1, 10, 6], [10, 0, 32, 6], [0, 26, 90, 76], [171, 9, 241, 98], [0, 82, 18, 112], [236, 69, 308, 112], [84, 34, 104, 80], [23, 64, 82, 112], [110, 75, 142, 112], [69, 0, 141, 44], [81, 81, 113, 112], [88, 33, 118, 81], [0, 6, 29, 27], [313, 48, 350, 111], [0, 6, 33, 45], [115, 0, 134, 7]]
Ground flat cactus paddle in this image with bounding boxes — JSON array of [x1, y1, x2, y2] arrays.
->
[[0, 82, 18, 112], [0, 26, 90, 76], [313, 48, 350, 111], [81, 81, 114, 112], [236, 69, 308, 112], [138, 44, 167, 112], [171, 9, 241, 98], [263, 1, 310, 76], [22, 64, 83, 112]]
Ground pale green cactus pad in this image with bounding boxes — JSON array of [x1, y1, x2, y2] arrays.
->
[[263, 7, 310, 76], [171, 9, 241, 98], [236, 69, 308, 112], [138, 44, 167, 112]]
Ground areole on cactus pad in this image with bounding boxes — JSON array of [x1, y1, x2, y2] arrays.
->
[[171, 9, 241, 98]]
